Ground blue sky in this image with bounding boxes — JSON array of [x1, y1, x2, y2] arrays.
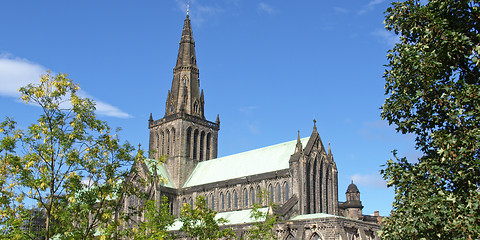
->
[[0, 0, 420, 216]]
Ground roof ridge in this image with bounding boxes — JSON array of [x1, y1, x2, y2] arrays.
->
[[210, 137, 310, 161]]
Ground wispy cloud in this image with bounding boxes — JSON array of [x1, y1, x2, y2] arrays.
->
[[175, 0, 224, 26], [239, 106, 260, 134], [373, 28, 400, 47], [239, 106, 257, 116], [333, 7, 350, 14], [351, 172, 386, 188], [0, 54, 131, 119], [257, 2, 279, 15], [78, 91, 132, 119], [0, 54, 45, 98], [357, 120, 394, 141], [357, 0, 386, 15]]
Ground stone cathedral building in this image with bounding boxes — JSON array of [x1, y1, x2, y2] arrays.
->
[[128, 14, 381, 240]]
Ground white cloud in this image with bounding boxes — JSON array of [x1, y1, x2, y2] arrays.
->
[[239, 106, 257, 116], [357, 0, 386, 15], [351, 172, 386, 188], [0, 54, 131, 119], [257, 2, 278, 15], [0, 54, 45, 97], [78, 91, 132, 119], [367, 0, 386, 7], [373, 28, 400, 47], [333, 7, 350, 14]]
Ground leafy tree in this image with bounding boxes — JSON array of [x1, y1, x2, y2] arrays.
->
[[179, 195, 235, 240], [0, 72, 143, 239], [0, 118, 29, 239], [135, 196, 176, 240], [380, 0, 480, 239], [243, 189, 278, 240]]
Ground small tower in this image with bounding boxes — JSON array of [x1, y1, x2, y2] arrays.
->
[[148, 14, 220, 188], [344, 181, 363, 220]]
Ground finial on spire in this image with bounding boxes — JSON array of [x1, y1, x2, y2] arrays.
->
[[295, 130, 303, 153], [186, 0, 190, 16], [313, 118, 317, 131], [328, 142, 332, 155]]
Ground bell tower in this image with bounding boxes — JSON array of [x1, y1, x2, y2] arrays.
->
[[148, 14, 220, 188]]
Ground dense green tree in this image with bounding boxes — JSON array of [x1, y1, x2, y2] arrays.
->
[[179, 196, 235, 240], [0, 72, 143, 239], [380, 0, 480, 239]]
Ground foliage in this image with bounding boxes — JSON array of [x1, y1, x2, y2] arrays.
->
[[243, 189, 278, 240], [135, 196, 176, 240], [0, 71, 144, 239], [179, 195, 235, 240], [0, 118, 29, 239], [380, 0, 480, 239]]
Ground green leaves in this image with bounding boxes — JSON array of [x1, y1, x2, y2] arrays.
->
[[135, 196, 176, 240], [180, 196, 235, 240], [381, 0, 480, 239], [0, 71, 142, 239], [243, 189, 278, 240]]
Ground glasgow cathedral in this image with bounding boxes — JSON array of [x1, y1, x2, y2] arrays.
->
[[126, 14, 381, 240]]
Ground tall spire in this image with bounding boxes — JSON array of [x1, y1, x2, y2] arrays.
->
[[165, 14, 204, 118]]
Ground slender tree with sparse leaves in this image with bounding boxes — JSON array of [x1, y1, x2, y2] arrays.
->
[[380, 0, 480, 239], [0, 71, 145, 239], [135, 196, 177, 240], [243, 189, 278, 240], [179, 195, 235, 240]]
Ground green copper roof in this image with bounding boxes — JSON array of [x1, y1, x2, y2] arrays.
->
[[168, 207, 268, 231], [143, 158, 175, 188], [183, 137, 309, 188]]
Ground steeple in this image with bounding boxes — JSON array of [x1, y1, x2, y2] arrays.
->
[[148, 14, 219, 188], [165, 14, 204, 118]]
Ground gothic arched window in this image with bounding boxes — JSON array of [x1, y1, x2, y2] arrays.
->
[[211, 194, 215, 210], [284, 181, 290, 200], [220, 192, 224, 210], [161, 131, 165, 155], [166, 129, 170, 155], [193, 129, 199, 160], [206, 132, 211, 160], [234, 191, 238, 209], [256, 186, 261, 204], [276, 183, 281, 203], [250, 187, 255, 205], [243, 188, 248, 207], [227, 191, 231, 209], [269, 184, 274, 203], [186, 127, 192, 158], [200, 131, 205, 161], [171, 128, 175, 155]]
